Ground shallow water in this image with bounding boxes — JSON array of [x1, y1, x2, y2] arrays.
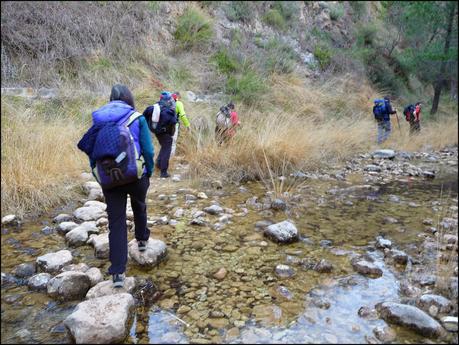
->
[[1, 167, 457, 344]]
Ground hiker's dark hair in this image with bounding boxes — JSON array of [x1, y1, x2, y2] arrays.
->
[[110, 84, 135, 108], [228, 101, 235, 109]]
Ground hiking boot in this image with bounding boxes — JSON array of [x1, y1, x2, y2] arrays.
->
[[138, 240, 147, 252], [112, 273, 125, 288], [160, 172, 170, 178]]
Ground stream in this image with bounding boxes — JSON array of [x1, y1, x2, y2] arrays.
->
[[1, 153, 458, 344]]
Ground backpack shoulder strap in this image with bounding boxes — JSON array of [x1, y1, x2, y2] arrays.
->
[[126, 111, 142, 126]]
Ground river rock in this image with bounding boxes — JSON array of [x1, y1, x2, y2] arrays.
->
[[86, 278, 136, 299], [382, 217, 399, 224], [313, 259, 334, 273], [255, 220, 273, 229], [185, 194, 197, 201], [213, 267, 227, 280], [371, 149, 395, 159], [376, 236, 392, 249], [128, 239, 167, 266], [12, 263, 36, 278], [37, 250, 73, 273], [252, 305, 283, 326], [53, 214, 73, 223], [376, 302, 445, 337], [275, 264, 295, 278], [83, 181, 100, 193], [352, 260, 383, 278], [28, 273, 52, 291], [85, 267, 103, 287], [83, 200, 107, 211], [443, 234, 458, 244], [441, 316, 458, 332], [264, 221, 299, 243], [47, 271, 91, 301], [271, 199, 287, 211], [365, 165, 381, 172], [388, 249, 409, 265], [417, 294, 452, 314], [61, 263, 90, 273], [87, 233, 109, 258], [73, 206, 106, 221], [57, 221, 79, 234], [64, 293, 135, 344], [65, 221, 99, 247], [1, 214, 17, 225], [423, 171, 435, 178], [388, 195, 400, 203], [197, 192, 208, 199], [373, 326, 396, 342], [88, 188, 104, 201], [204, 205, 224, 215]]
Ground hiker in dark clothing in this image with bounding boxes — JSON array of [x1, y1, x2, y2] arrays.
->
[[80, 84, 154, 288], [374, 96, 397, 144], [143, 91, 177, 178]]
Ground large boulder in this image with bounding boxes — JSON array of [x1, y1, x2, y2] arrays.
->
[[64, 293, 135, 344], [128, 239, 167, 266], [47, 271, 91, 301], [376, 302, 445, 337], [65, 222, 99, 247], [264, 221, 299, 243], [87, 233, 110, 259], [73, 206, 106, 222], [36, 250, 73, 274], [86, 278, 136, 299]]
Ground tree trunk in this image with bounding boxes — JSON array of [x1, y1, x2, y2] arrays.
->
[[430, 2, 456, 116]]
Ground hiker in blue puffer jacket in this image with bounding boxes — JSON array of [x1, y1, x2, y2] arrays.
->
[[89, 84, 154, 288]]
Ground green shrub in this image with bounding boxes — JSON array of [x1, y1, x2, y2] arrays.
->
[[226, 71, 266, 104], [265, 38, 297, 74], [314, 45, 332, 70], [225, 1, 254, 23], [168, 65, 194, 89], [272, 1, 299, 22], [349, 1, 367, 19], [263, 9, 286, 31], [356, 23, 378, 47], [329, 3, 345, 21], [174, 8, 213, 49], [211, 49, 239, 74], [229, 28, 243, 48]]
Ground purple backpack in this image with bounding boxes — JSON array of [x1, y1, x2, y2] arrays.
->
[[92, 111, 144, 190]]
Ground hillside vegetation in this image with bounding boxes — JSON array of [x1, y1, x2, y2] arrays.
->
[[1, 1, 457, 217]]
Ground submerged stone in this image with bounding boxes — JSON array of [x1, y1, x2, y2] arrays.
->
[[264, 221, 299, 243]]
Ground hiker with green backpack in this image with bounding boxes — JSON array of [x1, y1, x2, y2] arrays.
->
[[373, 96, 398, 144]]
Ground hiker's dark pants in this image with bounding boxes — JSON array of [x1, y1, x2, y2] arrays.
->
[[409, 120, 421, 134], [102, 175, 150, 275], [155, 133, 173, 173]]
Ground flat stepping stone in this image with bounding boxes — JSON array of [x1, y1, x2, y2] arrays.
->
[[86, 278, 136, 299], [36, 250, 73, 274], [64, 293, 135, 344], [128, 239, 167, 266], [73, 206, 106, 221]]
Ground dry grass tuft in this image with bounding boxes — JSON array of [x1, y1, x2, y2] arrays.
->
[[1, 97, 89, 217]]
